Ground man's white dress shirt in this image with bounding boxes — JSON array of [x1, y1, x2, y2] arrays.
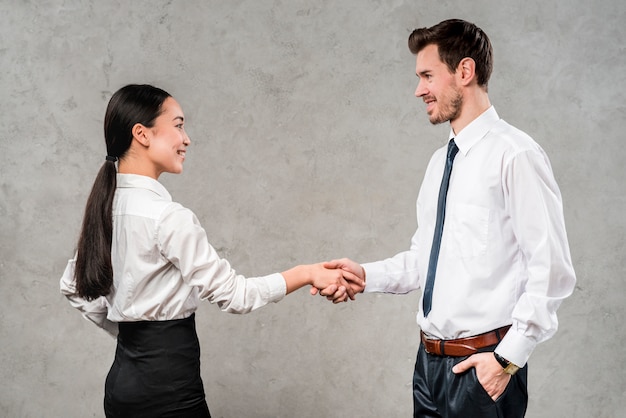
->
[[363, 107, 576, 367]]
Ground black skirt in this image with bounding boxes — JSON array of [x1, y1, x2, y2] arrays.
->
[[104, 313, 211, 418]]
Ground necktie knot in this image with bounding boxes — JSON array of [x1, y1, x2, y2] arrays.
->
[[447, 139, 459, 161]]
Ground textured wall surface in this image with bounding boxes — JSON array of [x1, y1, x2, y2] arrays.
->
[[1, 1, 624, 417]]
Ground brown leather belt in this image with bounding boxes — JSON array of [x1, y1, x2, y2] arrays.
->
[[420, 325, 511, 357]]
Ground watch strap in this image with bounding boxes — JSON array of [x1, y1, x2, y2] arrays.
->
[[493, 352, 520, 375], [493, 352, 509, 368]]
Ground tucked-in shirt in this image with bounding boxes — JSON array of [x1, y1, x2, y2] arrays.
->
[[363, 106, 576, 367], [60, 174, 287, 337]]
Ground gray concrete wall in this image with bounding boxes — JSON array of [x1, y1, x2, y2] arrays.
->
[[1, 0, 624, 417]]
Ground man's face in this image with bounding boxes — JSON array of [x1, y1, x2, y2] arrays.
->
[[414, 44, 462, 125]]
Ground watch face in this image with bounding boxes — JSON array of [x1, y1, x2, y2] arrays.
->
[[503, 363, 520, 375]]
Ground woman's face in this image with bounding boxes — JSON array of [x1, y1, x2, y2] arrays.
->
[[144, 97, 190, 178]]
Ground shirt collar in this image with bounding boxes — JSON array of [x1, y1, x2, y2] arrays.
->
[[116, 173, 172, 201], [448, 106, 500, 155]]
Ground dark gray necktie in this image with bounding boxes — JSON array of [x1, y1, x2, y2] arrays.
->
[[422, 139, 459, 317]]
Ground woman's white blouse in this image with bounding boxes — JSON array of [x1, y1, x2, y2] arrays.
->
[[60, 174, 287, 337]]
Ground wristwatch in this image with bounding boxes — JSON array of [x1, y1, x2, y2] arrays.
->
[[493, 352, 520, 375]]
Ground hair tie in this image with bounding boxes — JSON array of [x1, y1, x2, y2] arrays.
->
[[106, 155, 118, 162]]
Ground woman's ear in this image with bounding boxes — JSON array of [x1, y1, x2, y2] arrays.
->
[[132, 123, 150, 147], [457, 57, 476, 86]]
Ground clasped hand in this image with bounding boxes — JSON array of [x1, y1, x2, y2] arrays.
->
[[310, 258, 365, 303]]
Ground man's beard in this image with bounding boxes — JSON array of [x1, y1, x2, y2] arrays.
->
[[428, 86, 463, 125]]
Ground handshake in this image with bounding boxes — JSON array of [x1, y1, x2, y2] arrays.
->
[[306, 258, 366, 304]]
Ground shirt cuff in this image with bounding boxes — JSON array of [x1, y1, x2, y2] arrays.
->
[[361, 262, 390, 293], [495, 328, 537, 367], [361, 261, 419, 294], [267, 272, 287, 302]]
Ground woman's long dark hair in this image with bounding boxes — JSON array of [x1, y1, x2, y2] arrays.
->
[[75, 84, 171, 300]]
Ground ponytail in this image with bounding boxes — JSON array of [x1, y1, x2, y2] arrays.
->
[[74, 159, 117, 300], [73, 84, 171, 300]]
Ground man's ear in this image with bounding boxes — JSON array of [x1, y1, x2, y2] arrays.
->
[[457, 57, 476, 86], [132, 123, 150, 147]]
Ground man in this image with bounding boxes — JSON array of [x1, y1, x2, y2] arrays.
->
[[321, 19, 576, 417]]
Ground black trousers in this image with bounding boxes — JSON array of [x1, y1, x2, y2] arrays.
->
[[413, 343, 528, 418], [104, 314, 211, 418]]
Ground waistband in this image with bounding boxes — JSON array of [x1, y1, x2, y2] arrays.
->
[[420, 325, 511, 357], [117, 313, 198, 351]]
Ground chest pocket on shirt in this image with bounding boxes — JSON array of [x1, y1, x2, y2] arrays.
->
[[445, 203, 489, 259]]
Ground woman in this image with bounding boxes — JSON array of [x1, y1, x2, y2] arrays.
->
[[60, 84, 359, 417]]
